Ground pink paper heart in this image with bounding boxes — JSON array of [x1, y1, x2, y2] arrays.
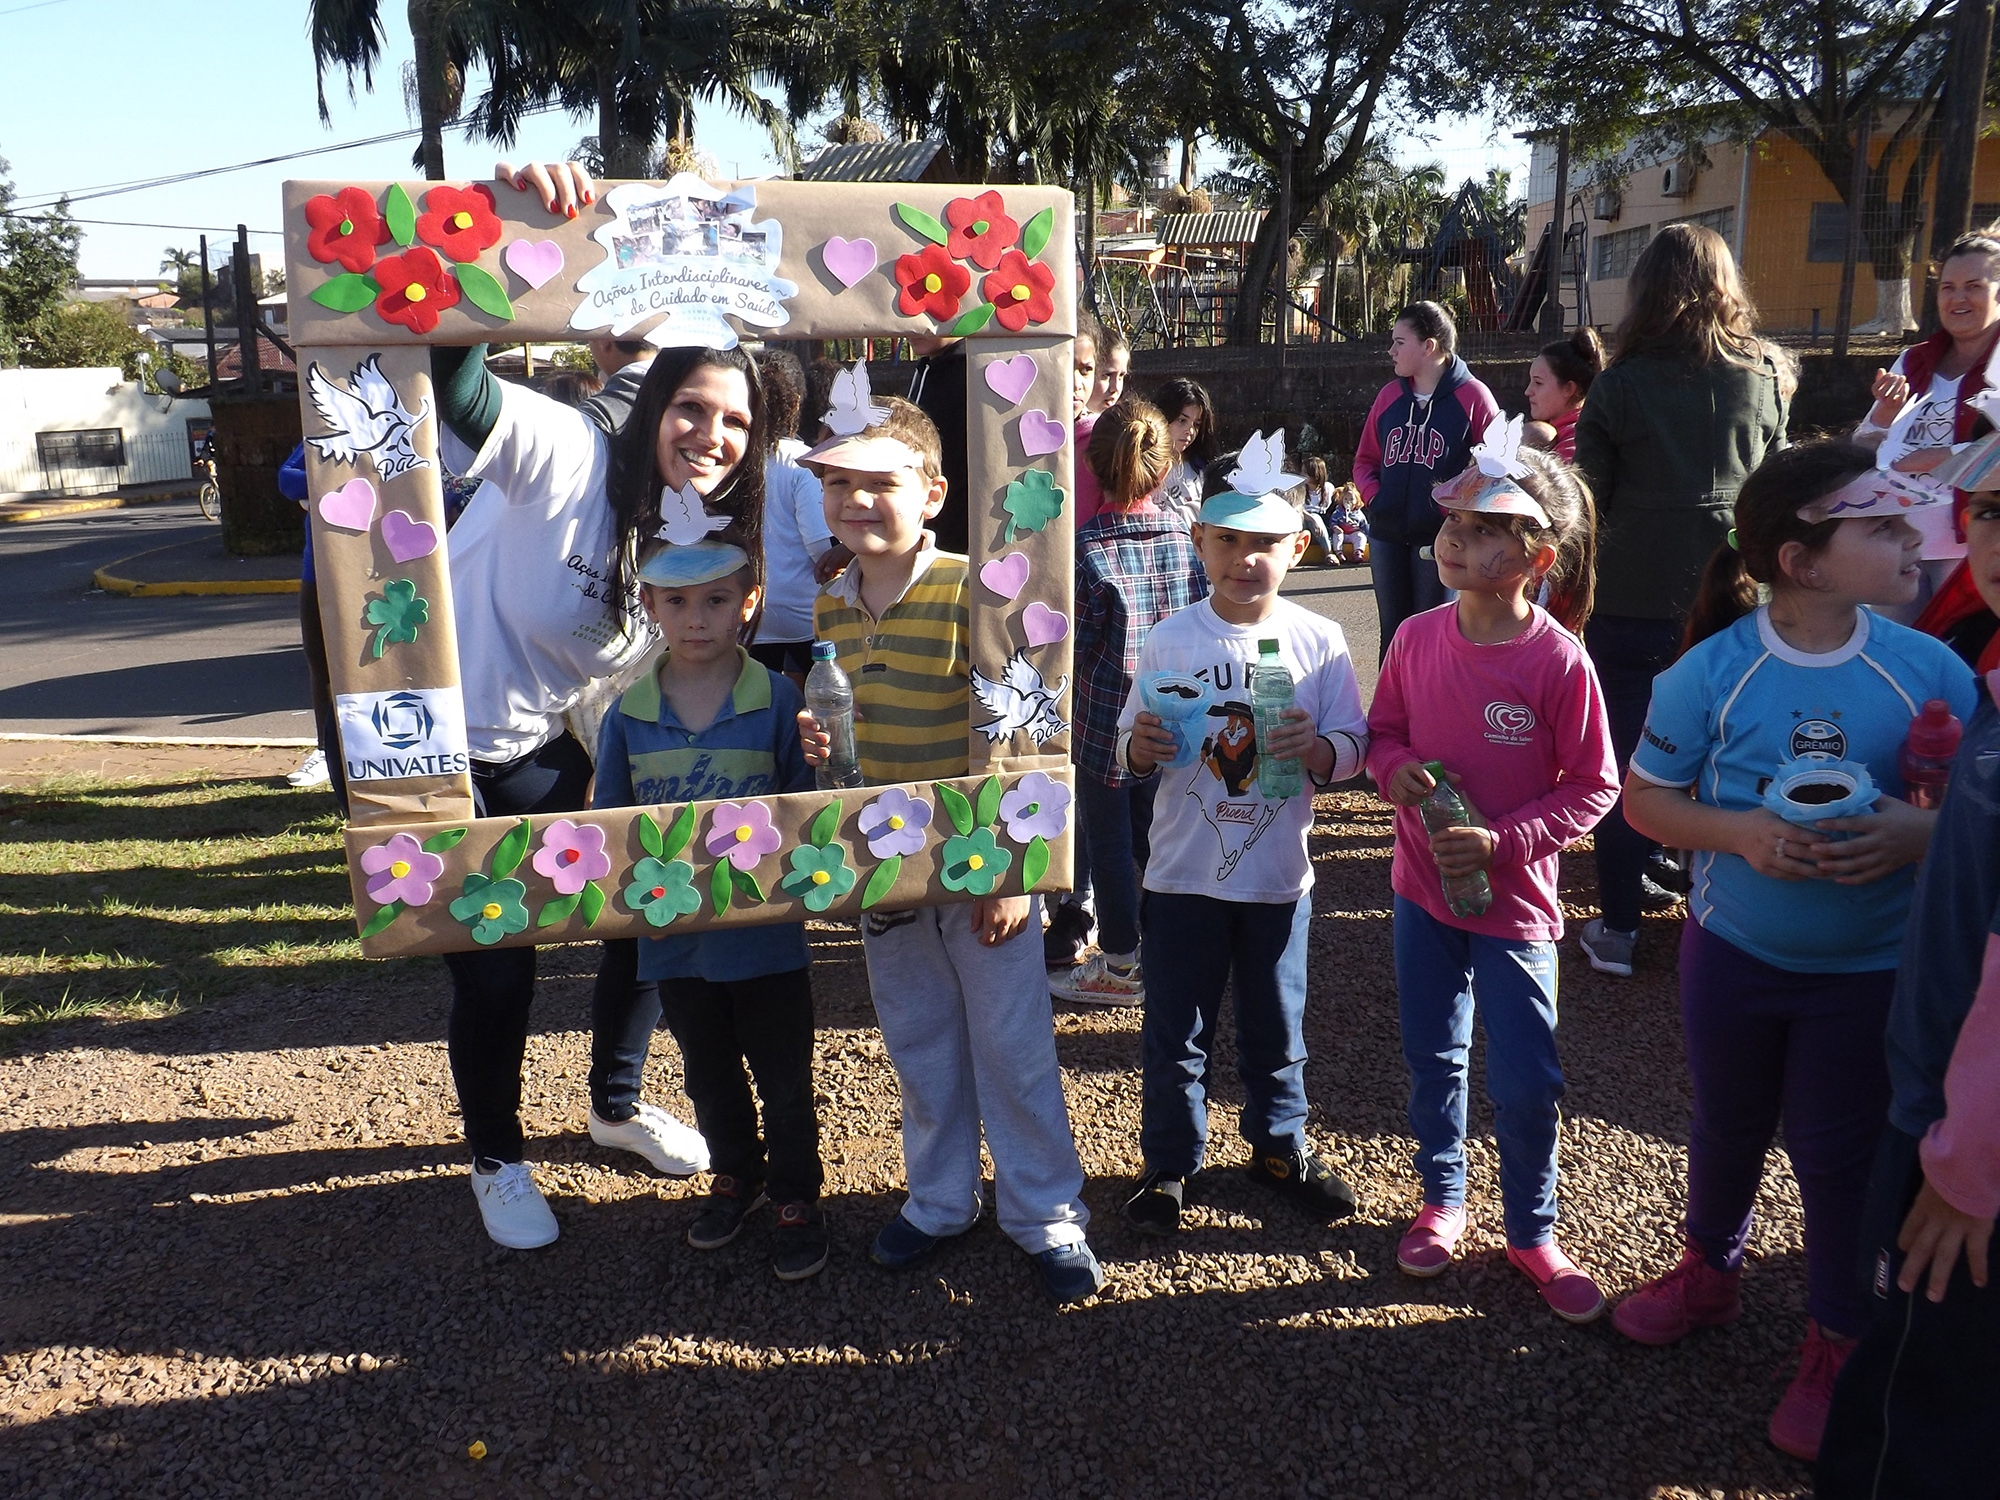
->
[[1017, 408, 1065, 457], [820, 236, 877, 289], [379, 509, 439, 563], [503, 237, 564, 289], [979, 551, 1031, 601], [1022, 600, 1070, 647], [317, 477, 376, 532], [984, 354, 1038, 407]]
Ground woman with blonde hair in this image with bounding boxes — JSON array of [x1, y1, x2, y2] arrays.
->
[[1573, 223, 1789, 979]]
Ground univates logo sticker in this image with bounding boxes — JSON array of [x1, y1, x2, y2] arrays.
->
[[1483, 701, 1536, 746], [336, 688, 469, 781]]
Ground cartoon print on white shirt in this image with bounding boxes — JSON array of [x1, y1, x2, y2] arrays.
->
[[1162, 658, 1288, 881]]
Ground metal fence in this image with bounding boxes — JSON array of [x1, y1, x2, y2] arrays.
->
[[0, 426, 195, 498]]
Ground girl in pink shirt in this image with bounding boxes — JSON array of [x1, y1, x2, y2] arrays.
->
[[1366, 428, 1619, 1323]]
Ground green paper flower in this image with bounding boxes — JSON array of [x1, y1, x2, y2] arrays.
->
[[625, 856, 701, 927], [449, 872, 529, 945], [939, 826, 1012, 895], [779, 842, 857, 912], [366, 578, 429, 658]]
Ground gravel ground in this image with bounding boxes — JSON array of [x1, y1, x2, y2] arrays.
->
[[0, 773, 1818, 1500]]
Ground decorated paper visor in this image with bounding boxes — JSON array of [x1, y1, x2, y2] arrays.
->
[[1196, 428, 1307, 533], [1431, 413, 1550, 526], [637, 540, 751, 588], [1795, 466, 1947, 522], [799, 431, 933, 476]]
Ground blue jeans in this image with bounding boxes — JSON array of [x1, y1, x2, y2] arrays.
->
[[1076, 775, 1156, 958], [1139, 892, 1312, 1176], [1393, 895, 1564, 1247], [1369, 536, 1449, 661]]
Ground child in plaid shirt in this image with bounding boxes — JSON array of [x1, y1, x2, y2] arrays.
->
[[1053, 399, 1209, 1006]]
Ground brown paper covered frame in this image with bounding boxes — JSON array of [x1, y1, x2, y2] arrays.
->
[[285, 176, 1075, 956]]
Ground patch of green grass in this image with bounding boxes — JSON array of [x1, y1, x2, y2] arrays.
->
[[0, 772, 362, 1038]]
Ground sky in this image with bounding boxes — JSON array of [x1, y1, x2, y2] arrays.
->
[[0, 0, 1529, 282]]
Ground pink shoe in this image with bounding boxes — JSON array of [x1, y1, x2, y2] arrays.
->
[[1611, 1243, 1743, 1346], [1767, 1320, 1854, 1462], [1396, 1204, 1467, 1277], [1506, 1240, 1606, 1324]]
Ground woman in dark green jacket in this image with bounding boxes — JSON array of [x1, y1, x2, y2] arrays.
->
[[1574, 223, 1789, 976]]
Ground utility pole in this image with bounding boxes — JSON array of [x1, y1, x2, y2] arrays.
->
[[1835, 114, 1872, 357], [198, 234, 217, 382], [1540, 126, 1571, 337], [233, 225, 259, 388], [1925, 0, 1997, 329]]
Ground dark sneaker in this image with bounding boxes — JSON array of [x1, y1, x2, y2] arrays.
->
[[1647, 849, 1693, 895], [686, 1175, 766, 1250], [1247, 1148, 1358, 1221], [1122, 1171, 1184, 1235], [1042, 901, 1094, 968], [771, 1200, 829, 1281], [869, 1211, 962, 1269], [1035, 1241, 1106, 1303], [1639, 874, 1682, 912]]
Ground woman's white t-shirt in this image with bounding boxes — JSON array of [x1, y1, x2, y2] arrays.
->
[[756, 438, 832, 645], [442, 383, 657, 764], [1878, 351, 1969, 562]]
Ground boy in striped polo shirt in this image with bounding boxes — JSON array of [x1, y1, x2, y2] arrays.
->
[[799, 398, 1104, 1304]]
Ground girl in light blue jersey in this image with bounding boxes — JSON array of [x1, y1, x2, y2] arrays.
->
[[1614, 440, 1977, 1462]]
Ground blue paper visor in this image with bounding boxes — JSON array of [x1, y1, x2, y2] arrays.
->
[[1197, 489, 1304, 534], [637, 541, 752, 589]]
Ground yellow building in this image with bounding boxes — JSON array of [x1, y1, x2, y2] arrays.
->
[[1524, 119, 2000, 335]]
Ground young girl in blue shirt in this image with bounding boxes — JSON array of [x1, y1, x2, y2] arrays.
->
[[1617, 440, 1977, 1462]]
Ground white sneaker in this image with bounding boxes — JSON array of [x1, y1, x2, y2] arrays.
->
[[469, 1160, 559, 1249], [1050, 952, 1145, 1008], [1579, 918, 1636, 977], [286, 748, 330, 787], [589, 1103, 710, 1176]]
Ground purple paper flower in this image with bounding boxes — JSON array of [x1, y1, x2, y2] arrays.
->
[[857, 787, 932, 858], [999, 771, 1071, 843], [531, 819, 612, 895], [360, 832, 444, 906], [705, 801, 782, 872]]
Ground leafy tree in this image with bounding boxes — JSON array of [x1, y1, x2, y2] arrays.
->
[[310, 0, 515, 178], [0, 156, 81, 366]]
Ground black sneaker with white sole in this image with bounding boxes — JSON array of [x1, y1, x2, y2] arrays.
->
[[771, 1200, 829, 1281], [687, 1175, 767, 1250], [1247, 1148, 1358, 1221], [1122, 1171, 1184, 1235]]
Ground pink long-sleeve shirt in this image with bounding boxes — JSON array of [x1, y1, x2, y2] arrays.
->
[[1367, 603, 1619, 942], [1920, 931, 2000, 1220]]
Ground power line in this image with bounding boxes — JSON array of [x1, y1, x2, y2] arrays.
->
[[0, 209, 285, 236], [10, 106, 565, 212], [0, 0, 76, 17]]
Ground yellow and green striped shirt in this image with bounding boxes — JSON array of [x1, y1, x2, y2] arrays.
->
[[814, 550, 970, 783]]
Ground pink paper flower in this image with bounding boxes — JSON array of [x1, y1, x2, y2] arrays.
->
[[705, 801, 782, 872], [531, 819, 612, 895], [360, 832, 445, 907]]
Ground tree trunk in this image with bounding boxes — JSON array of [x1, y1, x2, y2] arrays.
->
[[1857, 278, 1917, 334], [407, 0, 446, 180], [1179, 132, 1196, 192], [598, 54, 619, 176]]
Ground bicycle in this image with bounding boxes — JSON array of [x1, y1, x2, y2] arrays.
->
[[195, 455, 220, 521]]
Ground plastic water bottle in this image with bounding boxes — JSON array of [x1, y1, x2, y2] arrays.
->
[[1417, 760, 1493, 917], [805, 641, 862, 789], [1900, 698, 1963, 810], [1250, 638, 1302, 800]]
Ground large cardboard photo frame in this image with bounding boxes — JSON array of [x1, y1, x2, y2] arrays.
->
[[283, 176, 1077, 957]]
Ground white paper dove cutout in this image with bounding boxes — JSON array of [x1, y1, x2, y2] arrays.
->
[[1965, 385, 2000, 427], [970, 650, 1069, 746], [1226, 430, 1304, 496], [823, 359, 892, 437], [1470, 412, 1533, 480], [305, 356, 432, 481], [656, 481, 732, 546]]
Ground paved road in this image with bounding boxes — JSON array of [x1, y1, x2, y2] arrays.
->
[[1280, 557, 1381, 700], [0, 502, 313, 740]]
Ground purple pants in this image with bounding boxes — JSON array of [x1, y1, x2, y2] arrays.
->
[[1678, 920, 1893, 1337]]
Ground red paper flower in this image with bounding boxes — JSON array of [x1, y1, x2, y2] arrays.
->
[[980, 249, 1056, 332], [945, 190, 1020, 270], [373, 247, 461, 334], [303, 187, 388, 274], [416, 184, 502, 263], [894, 243, 972, 322]]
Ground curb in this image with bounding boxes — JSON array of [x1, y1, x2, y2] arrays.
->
[[0, 732, 316, 747], [92, 543, 301, 597], [0, 491, 193, 525]]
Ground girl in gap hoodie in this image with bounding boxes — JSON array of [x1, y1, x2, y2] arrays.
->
[[1353, 300, 1500, 658]]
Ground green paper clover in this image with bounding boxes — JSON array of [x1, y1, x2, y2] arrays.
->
[[449, 872, 529, 945], [939, 826, 1012, 895], [1002, 469, 1065, 542], [779, 842, 857, 912], [365, 578, 429, 658], [625, 856, 701, 927]]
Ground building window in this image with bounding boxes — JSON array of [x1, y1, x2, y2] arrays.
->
[[1665, 206, 1736, 243], [1593, 225, 1651, 281], [1808, 203, 1850, 263]]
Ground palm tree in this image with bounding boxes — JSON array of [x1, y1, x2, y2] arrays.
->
[[309, 0, 510, 179]]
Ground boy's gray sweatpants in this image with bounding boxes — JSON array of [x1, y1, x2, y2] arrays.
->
[[861, 897, 1090, 1254]]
